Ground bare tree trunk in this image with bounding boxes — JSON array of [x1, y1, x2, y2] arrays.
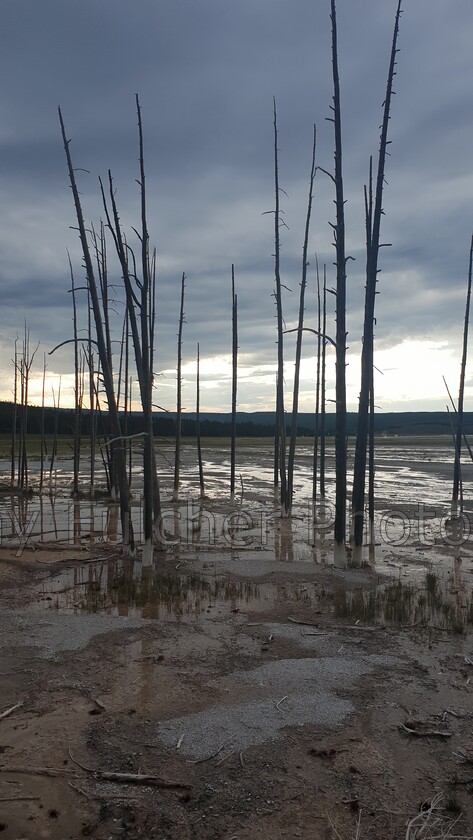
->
[[39, 353, 46, 494], [18, 325, 37, 492], [452, 234, 473, 518], [196, 343, 205, 499], [368, 373, 375, 560], [86, 289, 96, 499], [320, 268, 327, 498], [230, 264, 238, 500], [95, 223, 118, 502], [287, 126, 317, 513], [69, 257, 81, 499], [49, 378, 61, 494], [136, 96, 156, 566], [59, 107, 134, 555], [351, 1, 402, 566], [273, 375, 279, 488], [128, 375, 133, 486], [99, 97, 162, 553], [18, 357, 24, 489], [313, 260, 322, 502], [91, 221, 117, 500], [11, 337, 18, 488], [123, 314, 131, 488], [272, 99, 288, 516], [173, 273, 186, 503], [329, 0, 348, 567]]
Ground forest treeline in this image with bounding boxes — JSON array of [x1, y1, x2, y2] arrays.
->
[[0, 401, 467, 439]]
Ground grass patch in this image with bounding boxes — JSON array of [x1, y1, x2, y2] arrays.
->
[[333, 571, 472, 633]]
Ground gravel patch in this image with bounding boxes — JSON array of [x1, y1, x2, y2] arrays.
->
[[186, 552, 370, 582], [0, 606, 147, 659], [158, 691, 353, 758], [156, 653, 399, 758]]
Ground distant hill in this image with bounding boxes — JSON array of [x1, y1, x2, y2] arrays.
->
[[174, 411, 464, 437], [0, 401, 469, 438]]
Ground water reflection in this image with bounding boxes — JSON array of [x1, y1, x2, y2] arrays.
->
[[332, 557, 473, 633], [1, 439, 473, 583], [41, 560, 263, 620]]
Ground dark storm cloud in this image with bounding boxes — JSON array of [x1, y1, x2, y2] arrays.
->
[[1, 0, 473, 411]]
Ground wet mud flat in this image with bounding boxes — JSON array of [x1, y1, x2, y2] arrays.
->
[[0, 543, 473, 840]]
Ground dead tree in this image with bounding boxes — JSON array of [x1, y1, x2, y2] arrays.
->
[[91, 222, 117, 500], [10, 337, 18, 488], [100, 96, 162, 564], [452, 234, 473, 518], [273, 375, 279, 488], [320, 0, 349, 566], [287, 125, 317, 512], [39, 353, 46, 493], [368, 376, 375, 558], [230, 264, 238, 500], [117, 309, 132, 489], [49, 378, 61, 493], [135, 94, 158, 565], [196, 343, 205, 499], [173, 273, 186, 503], [86, 288, 96, 498], [320, 268, 327, 497], [18, 325, 38, 492], [312, 260, 322, 502], [272, 99, 288, 515], [59, 107, 134, 555], [351, 1, 402, 566], [69, 257, 81, 498]]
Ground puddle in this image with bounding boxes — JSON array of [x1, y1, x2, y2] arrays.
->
[[36, 559, 320, 621], [33, 546, 473, 635]]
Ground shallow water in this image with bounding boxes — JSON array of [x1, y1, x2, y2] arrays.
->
[[36, 558, 320, 621], [1, 437, 473, 588]]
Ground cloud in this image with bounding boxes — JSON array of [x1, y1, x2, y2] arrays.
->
[[1, 0, 472, 414]]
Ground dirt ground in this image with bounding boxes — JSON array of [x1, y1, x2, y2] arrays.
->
[[0, 542, 472, 840]]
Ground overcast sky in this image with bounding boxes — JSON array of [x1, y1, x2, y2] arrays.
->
[[1, 0, 472, 415]]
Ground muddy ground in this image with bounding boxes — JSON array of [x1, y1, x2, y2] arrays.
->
[[0, 542, 472, 840]]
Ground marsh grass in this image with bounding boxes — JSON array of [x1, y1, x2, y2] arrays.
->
[[333, 570, 472, 632]]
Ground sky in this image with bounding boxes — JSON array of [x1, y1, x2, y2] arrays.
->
[[1, 0, 473, 416]]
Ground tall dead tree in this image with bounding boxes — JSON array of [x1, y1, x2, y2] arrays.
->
[[287, 126, 317, 512], [173, 272, 186, 503], [18, 325, 38, 492], [320, 0, 349, 566], [351, 1, 402, 566], [135, 94, 158, 564], [272, 99, 288, 515], [10, 337, 18, 488], [320, 268, 327, 498], [69, 257, 81, 498], [230, 264, 238, 500], [368, 376, 375, 558], [59, 107, 134, 555], [452, 234, 473, 518], [273, 374, 279, 488], [39, 353, 46, 493], [100, 96, 162, 563], [93, 222, 118, 500], [86, 288, 97, 498], [49, 377, 61, 493], [196, 343, 205, 498], [312, 260, 322, 502]]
